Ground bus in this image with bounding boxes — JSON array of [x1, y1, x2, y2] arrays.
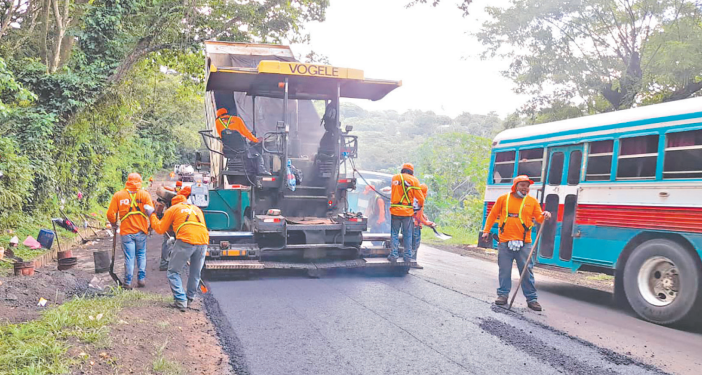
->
[[480, 97, 702, 326]]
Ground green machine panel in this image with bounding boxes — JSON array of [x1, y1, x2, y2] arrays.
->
[[202, 189, 250, 231]]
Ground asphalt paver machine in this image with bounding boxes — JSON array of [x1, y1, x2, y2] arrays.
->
[[196, 41, 412, 276]]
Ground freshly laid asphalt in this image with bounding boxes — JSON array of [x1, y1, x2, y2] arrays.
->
[[206, 245, 701, 375]]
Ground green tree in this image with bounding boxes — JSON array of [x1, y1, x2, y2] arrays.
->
[[415, 132, 491, 231], [475, 0, 702, 112]]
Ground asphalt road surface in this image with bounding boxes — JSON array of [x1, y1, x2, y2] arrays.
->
[[207, 245, 701, 375]]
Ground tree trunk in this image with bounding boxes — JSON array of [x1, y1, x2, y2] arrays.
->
[[40, 0, 51, 69], [663, 81, 703, 102]]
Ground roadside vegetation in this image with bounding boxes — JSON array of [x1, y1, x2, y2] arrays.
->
[[0, 289, 168, 374], [0, 0, 330, 248]]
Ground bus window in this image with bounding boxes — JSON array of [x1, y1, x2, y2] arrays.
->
[[493, 151, 515, 183], [664, 129, 702, 179], [548, 152, 564, 185], [567, 150, 582, 185], [518, 148, 544, 183], [586, 140, 613, 181], [617, 135, 658, 180]]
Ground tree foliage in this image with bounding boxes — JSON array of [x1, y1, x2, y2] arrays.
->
[[0, 0, 329, 230], [340, 102, 496, 231], [476, 0, 702, 113]]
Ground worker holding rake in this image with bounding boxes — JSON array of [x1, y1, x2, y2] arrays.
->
[[482, 175, 551, 311]]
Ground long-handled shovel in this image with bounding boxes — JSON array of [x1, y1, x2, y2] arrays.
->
[[508, 221, 547, 311], [109, 226, 123, 287], [431, 226, 452, 240]]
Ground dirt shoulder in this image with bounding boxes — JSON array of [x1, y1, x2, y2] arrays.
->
[[422, 239, 615, 293], [0, 178, 231, 374]]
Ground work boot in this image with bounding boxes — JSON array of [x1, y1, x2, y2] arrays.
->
[[137, 280, 146, 288], [171, 301, 187, 312], [387, 255, 398, 263], [122, 283, 133, 290], [495, 295, 508, 305], [402, 257, 412, 263], [257, 158, 271, 176], [527, 301, 542, 311]]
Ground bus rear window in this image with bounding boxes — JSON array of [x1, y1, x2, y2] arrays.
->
[[493, 151, 515, 184], [664, 130, 702, 179], [617, 135, 658, 180], [518, 148, 543, 183], [586, 140, 613, 181]]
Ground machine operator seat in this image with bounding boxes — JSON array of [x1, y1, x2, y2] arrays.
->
[[221, 129, 247, 174]]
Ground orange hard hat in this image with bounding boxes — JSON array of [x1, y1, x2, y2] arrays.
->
[[127, 173, 142, 182], [401, 163, 414, 172], [171, 195, 186, 205], [216, 108, 228, 117], [175, 181, 183, 187], [420, 183, 428, 196], [511, 175, 534, 193]]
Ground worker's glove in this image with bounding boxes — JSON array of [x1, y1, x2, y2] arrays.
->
[[144, 204, 155, 216], [508, 240, 524, 252]]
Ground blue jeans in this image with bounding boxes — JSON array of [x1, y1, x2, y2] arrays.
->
[[390, 215, 413, 259], [121, 232, 147, 285], [412, 225, 422, 259], [497, 242, 537, 301], [167, 240, 207, 303]]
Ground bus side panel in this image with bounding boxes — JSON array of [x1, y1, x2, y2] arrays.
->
[[682, 233, 702, 258], [571, 225, 639, 269], [572, 226, 703, 270]]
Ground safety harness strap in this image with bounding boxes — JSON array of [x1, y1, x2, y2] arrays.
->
[[175, 204, 207, 236], [499, 193, 532, 241], [390, 174, 420, 209], [121, 191, 147, 220]]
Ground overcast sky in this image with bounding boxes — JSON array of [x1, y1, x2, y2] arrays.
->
[[293, 0, 527, 118]]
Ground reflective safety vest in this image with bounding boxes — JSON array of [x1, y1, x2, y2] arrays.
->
[[175, 204, 207, 236], [391, 174, 420, 209], [499, 193, 532, 241], [121, 191, 147, 221]]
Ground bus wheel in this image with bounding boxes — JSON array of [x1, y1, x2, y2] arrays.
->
[[623, 239, 701, 325]]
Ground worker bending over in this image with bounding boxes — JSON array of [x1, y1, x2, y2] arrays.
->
[[158, 185, 192, 271], [412, 184, 435, 260], [482, 175, 551, 311], [107, 173, 154, 289], [151, 195, 209, 312], [389, 163, 425, 262]]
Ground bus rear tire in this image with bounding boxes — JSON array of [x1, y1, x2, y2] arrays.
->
[[623, 239, 701, 325]]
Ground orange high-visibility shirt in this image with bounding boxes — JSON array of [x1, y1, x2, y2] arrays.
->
[[216, 115, 259, 143], [483, 193, 544, 243], [414, 207, 433, 228], [389, 173, 424, 217], [106, 184, 153, 235], [150, 203, 209, 245]]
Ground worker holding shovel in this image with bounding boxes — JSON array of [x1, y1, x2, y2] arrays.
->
[[412, 184, 435, 260], [482, 175, 551, 311], [106, 173, 154, 289]]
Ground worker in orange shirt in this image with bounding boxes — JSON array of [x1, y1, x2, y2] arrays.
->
[[106, 173, 154, 289], [151, 195, 209, 312], [412, 184, 435, 260], [482, 175, 551, 311], [216, 108, 270, 175], [158, 185, 192, 271], [389, 163, 424, 262]]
